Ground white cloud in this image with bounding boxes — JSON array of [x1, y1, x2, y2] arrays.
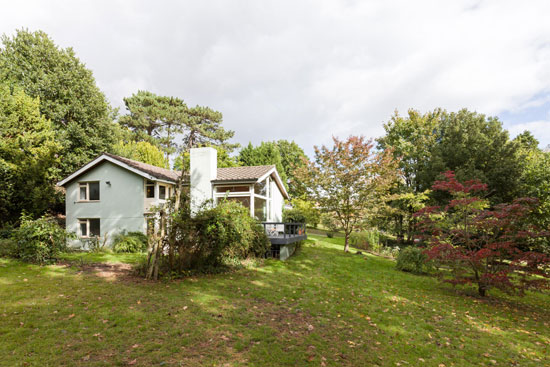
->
[[508, 120, 550, 147], [1, 0, 550, 153]]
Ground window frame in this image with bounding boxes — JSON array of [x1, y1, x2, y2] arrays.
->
[[78, 218, 100, 238], [78, 181, 100, 202], [159, 185, 167, 200], [213, 177, 273, 221], [145, 180, 155, 199]]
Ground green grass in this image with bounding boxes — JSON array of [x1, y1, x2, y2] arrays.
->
[[1, 240, 549, 366], [58, 251, 146, 265]]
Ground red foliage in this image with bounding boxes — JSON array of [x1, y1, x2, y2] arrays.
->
[[415, 172, 550, 296]]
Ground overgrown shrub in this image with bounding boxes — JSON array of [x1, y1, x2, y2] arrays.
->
[[350, 231, 380, 250], [112, 231, 148, 253], [396, 246, 431, 274], [191, 201, 270, 267], [10, 214, 74, 264], [282, 208, 307, 224], [143, 200, 271, 278]]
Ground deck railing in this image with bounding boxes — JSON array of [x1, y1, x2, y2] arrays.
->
[[261, 222, 307, 239]]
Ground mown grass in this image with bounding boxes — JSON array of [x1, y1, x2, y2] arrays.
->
[[0, 239, 548, 366], [58, 251, 146, 265]]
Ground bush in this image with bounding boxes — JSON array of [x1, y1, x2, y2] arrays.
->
[[10, 214, 74, 264], [326, 232, 334, 238], [191, 201, 270, 267], [396, 246, 431, 274], [289, 199, 320, 227], [320, 213, 340, 233], [350, 231, 380, 250], [0, 238, 15, 257], [112, 231, 148, 253], [282, 208, 307, 224]]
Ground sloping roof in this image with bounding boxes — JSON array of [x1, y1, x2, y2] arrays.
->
[[57, 154, 289, 199], [216, 165, 275, 181], [102, 153, 181, 182], [57, 153, 181, 186]]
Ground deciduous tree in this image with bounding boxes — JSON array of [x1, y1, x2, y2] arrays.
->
[[111, 140, 169, 169], [415, 172, 550, 296], [0, 85, 61, 224], [295, 136, 399, 252], [0, 29, 119, 176]]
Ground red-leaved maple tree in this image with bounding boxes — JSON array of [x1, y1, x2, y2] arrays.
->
[[415, 171, 550, 296]]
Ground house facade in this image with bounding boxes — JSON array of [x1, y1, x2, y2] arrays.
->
[[58, 147, 289, 248]]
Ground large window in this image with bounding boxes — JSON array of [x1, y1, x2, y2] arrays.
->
[[213, 177, 273, 221], [79, 182, 100, 201], [79, 218, 100, 237]]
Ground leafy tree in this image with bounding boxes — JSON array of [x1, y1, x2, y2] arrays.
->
[[238, 142, 288, 190], [295, 136, 399, 252], [429, 109, 522, 205], [377, 109, 441, 243], [513, 130, 539, 151], [416, 172, 550, 296], [519, 149, 550, 253], [275, 140, 309, 197], [0, 29, 119, 176], [0, 85, 61, 225], [378, 109, 524, 242], [119, 90, 237, 160], [111, 140, 169, 169]]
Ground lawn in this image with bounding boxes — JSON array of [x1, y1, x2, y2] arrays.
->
[[1, 238, 548, 366]]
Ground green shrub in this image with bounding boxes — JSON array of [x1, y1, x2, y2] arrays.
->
[[191, 201, 270, 267], [350, 231, 380, 250], [0, 238, 15, 257], [282, 208, 307, 224], [289, 199, 320, 227], [320, 213, 341, 233], [112, 231, 148, 253], [10, 214, 74, 264], [395, 246, 432, 274], [326, 232, 334, 238]]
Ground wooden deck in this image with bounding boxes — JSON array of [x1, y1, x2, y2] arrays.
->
[[262, 222, 307, 245]]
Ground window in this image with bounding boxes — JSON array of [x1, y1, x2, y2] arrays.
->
[[220, 196, 251, 209], [215, 185, 250, 193], [79, 182, 100, 201], [78, 218, 100, 237], [254, 179, 267, 196], [145, 180, 155, 198], [254, 197, 267, 221], [159, 185, 166, 200]]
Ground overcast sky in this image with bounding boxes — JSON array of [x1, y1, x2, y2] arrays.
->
[[1, 0, 550, 153]]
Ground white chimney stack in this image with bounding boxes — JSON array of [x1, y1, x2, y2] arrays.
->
[[190, 147, 217, 214]]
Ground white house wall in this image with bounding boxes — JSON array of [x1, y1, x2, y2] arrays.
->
[[271, 178, 284, 221], [65, 161, 146, 248]]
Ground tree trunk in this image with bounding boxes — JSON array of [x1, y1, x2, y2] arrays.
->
[[344, 232, 350, 252], [478, 283, 487, 297]]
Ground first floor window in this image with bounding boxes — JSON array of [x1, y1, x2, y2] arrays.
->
[[159, 185, 166, 200], [79, 218, 100, 237]]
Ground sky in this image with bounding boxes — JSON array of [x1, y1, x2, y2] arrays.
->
[[1, 0, 550, 154]]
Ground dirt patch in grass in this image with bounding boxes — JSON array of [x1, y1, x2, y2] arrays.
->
[[59, 261, 138, 281]]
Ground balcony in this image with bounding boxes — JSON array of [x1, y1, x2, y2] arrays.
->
[[262, 222, 307, 245]]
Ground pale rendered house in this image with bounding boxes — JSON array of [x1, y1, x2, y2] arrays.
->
[[57, 147, 304, 256]]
